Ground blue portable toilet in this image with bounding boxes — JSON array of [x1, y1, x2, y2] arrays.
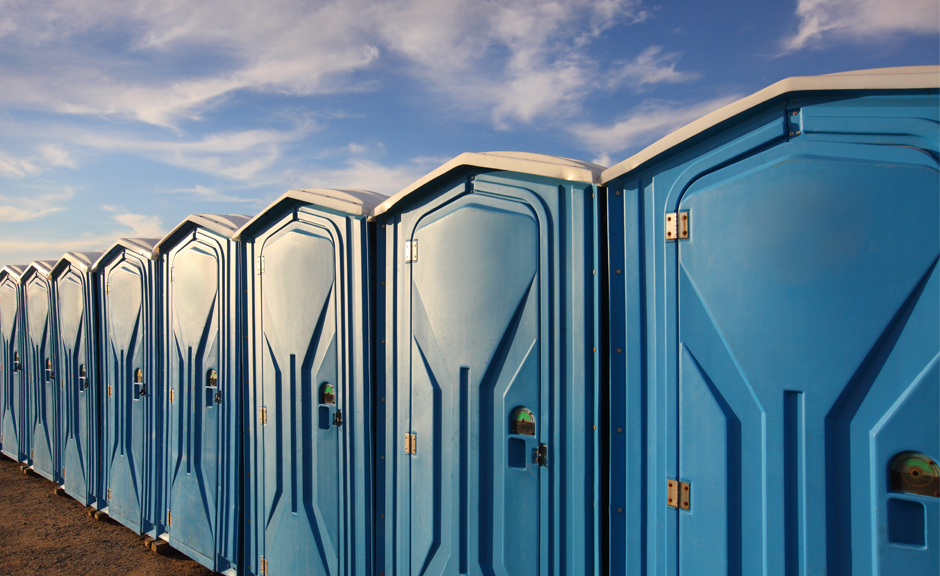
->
[[92, 238, 163, 535], [21, 259, 61, 482], [371, 152, 603, 576], [233, 188, 384, 576], [50, 251, 105, 507], [601, 66, 939, 576], [155, 214, 250, 575], [1, 264, 28, 462]]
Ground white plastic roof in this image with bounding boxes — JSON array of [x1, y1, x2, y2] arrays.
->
[[371, 151, 606, 219], [51, 251, 106, 278], [602, 65, 940, 183], [25, 259, 59, 279], [155, 213, 252, 254], [0, 264, 29, 283], [233, 189, 386, 241], [91, 238, 161, 272]]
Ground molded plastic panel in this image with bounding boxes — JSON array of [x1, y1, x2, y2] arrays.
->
[[164, 230, 239, 573], [378, 173, 598, 576], [100, 252, 161, 536], [605, 92, 939, 576], [1, 278, 24, 461], [245, 203, 373, 576], [55, 269, 97, 505], [24, 274, 57, 482]]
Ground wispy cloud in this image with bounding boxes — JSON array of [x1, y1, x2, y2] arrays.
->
[[0, 186, 74, 222], [101, 204, 165, 237], [289, 156, 445, 196], [0, 1, 690, 130], [782, 0, 940, 52], [161, 185, 259, 204], [569, 95, 740, 155], [606, 46, 701, 90]]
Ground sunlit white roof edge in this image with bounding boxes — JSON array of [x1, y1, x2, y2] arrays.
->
[[1, 264, 30, 282], [155, 214, 252, 254], [601, 65, 940, 184], [371, 151, 606, 219], [233, 189, 386, 241], [24, 259, 60, 278], [91, 238, 162, 271], [51, 251, 106, 277]]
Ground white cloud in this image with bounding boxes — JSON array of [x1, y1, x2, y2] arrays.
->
[[606, 46, 701, 90], [570, 95, 740, 154], [782, 0, 939, 52], [0, 186, 74, 222], [0, 1, 688, 129], [0, 150, 39, 177], [101, 204, 165, 237], [161, 185, 259, 204], [289, 156, 445, 196]]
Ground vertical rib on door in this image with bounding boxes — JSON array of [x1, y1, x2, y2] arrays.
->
[[259, 221, 343, 576], [58, 271, 91, 503], [105, 259, 147, 531], [675, 143, 939, 576], [407, 190, 546, 576], [1, 278, 21, 461]]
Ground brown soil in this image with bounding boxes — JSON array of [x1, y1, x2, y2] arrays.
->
[[0, 454, 215, 576]]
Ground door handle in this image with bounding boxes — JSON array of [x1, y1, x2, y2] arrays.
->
[[332, 409, 343, 427]]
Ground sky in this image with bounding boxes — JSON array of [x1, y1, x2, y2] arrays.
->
[[0, 0, 937, 264]]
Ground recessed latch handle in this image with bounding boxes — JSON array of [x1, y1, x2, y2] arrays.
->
[[333, 409, 343, 427]]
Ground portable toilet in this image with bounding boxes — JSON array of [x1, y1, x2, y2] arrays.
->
[[50, 251, 105, 507], [21, 259, 61, 482], [92, 238, 163, 536], [155, 214, 250, 574], [371, 152, 604, 576], [233, 189, 384, 576], [601, 66, 939, 576], [1, 264, 28, 462]]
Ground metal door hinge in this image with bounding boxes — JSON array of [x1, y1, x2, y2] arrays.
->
[[62, 466, 65, 478], [256, 256, 265, 274], [404, 432, 417, 455], [260, 557, 268, 575], [405, 240, 418, 263], [169, 389, 174, 404], [260, 406, 267, 424], [667, 478, 690, 510], [167, 510, 172, 526], [666, 212, 689, 241], [106, 487, 111, 500], [105, 282, 110, 294], [107, 385, 112, 397], [30, 449, 34, 459], [170, 267, 174, 282]]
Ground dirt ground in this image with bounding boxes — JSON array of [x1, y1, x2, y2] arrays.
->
[[0, 454, 216, 576]]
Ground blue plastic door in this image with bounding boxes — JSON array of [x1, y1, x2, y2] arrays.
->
[[1, 278, 22, 460], [166, 240, 223, 565], [58, 271, 92, 502], [405, 186, 547, 576], [104, 257, 148, 530], [26, 277, 56, 480], [675, 142, 939, 575], [258, 216, 344, 575]]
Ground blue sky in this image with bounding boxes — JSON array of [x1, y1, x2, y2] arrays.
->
[[1, 0, 937, 264]]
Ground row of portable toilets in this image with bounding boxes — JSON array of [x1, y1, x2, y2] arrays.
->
[[1, 67, 938, 576]]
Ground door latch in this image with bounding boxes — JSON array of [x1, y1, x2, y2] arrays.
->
[[332, 409, 343, 427], [534, 444, 548, 467]]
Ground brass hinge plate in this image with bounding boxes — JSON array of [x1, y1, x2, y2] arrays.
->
[[260, 557, 268, 575], [170, 267, 174, 282], [256, 256, 265, 274], [106, 487, 111, 500], [667, 478, 690, 510], [666, 212, 690, 241], [167, 510, 172, 526], [260, 406, 267, 424], [105, 283, 110, 294], [405, 240, 418, 263], [107, 385, 112, 397], [404, 432, 417, 455], [169, 389, 174, 404]]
